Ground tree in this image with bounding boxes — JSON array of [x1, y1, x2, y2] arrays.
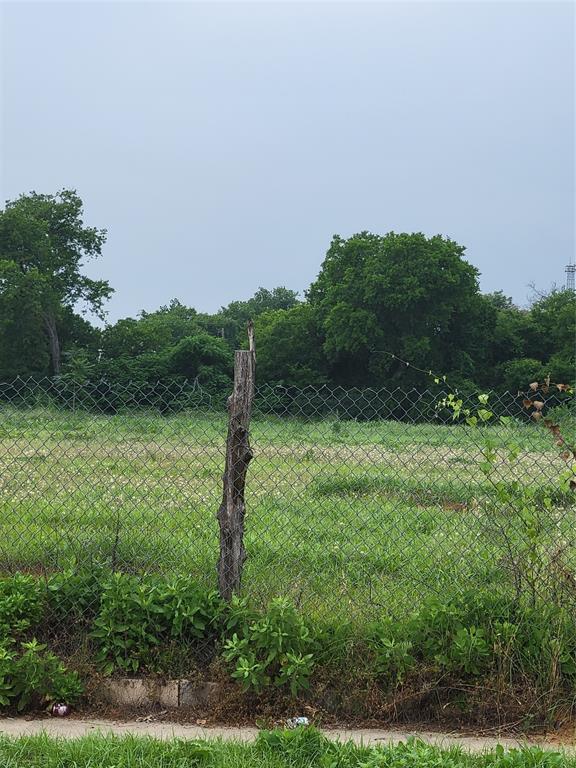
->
[[99, 331, 232, 396], [0, 259, 50, 377], [59, 307, 102, 356], [0, 189, 111, 375], [483, 290, 516, 311], [528, 289, 575, 367], [308, 232, 482, 387], [475, 293, 532, 387], [499, 358, 547, 393], [100, 302, 233, 396], [102, 300, 199, 360], [213, 287, 300, 347], [255, 304, 328, 386], [167, 333, 232, 391]]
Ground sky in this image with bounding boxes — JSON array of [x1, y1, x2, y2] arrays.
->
[[1, 1, 574, 323]]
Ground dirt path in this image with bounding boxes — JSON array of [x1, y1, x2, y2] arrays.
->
[[0, 718, 573, 753]]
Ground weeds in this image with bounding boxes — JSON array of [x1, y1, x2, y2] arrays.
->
[[222, 597, 314, 695], [0, 402, 574, 722], [0, 407, 567, 622], [2, 566, 576, 721], [91, 573, 222, 675]]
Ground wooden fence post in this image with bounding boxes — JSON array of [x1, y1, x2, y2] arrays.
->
[[217, 322, 256, 601]]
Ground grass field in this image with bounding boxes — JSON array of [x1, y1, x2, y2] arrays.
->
[[0, 730, 572, 768], [0, 405, 572, 621]]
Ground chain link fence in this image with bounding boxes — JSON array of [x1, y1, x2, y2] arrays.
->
[[0, 376, 574, 638]]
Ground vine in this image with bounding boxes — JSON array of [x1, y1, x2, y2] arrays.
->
[[374, 346, 575, 605]]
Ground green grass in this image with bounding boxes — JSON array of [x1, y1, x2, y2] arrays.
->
[[0, 730, 572, 768], [0, 406, 572, 621]]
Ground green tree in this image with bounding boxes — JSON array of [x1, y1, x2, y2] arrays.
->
[[499, 358, 547, 392], [212, 287, 299, 347], [100, 331, 232, 394], [528, 288, 575, 372], [59, 307, 102, 358], [100, 303, 232, 395], [0, 189, 111, 375], [308, 232, 482, 387], [0, 259, 50, 377], [101, 300, 199, 360], [477, 292, 532, 387], [486, 294, 531, 363], [255, 304, 328, 386], [483, 290, 515, 311], [167, 332, 232, 391]]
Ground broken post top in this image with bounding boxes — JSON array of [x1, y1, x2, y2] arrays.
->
[[247, 319, 255, 358]]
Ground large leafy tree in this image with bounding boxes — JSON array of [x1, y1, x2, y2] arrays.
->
[[255, 304, 328, 386], [0, 259, 50, 377], [102, 299, 199, 360], [528, 289, 576, 371], [100, 301, 232, 393], [483, 292, 531, 364], [0, 189, 111, 375], [308, 232, 482, 387], [486, 288, 575, 390], [211, 287, 300, 347], [100, 330, 232, 394]]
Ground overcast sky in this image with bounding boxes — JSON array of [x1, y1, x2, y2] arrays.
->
[[1, 1, 574, 323]]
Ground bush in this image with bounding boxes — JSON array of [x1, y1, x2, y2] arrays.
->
[[3, 568, 576, 719], [10, 639, 83, 711], [91, 573, 223, 675], [47, 566, 104, 627], [159, 576, 223, 642], [364, 590, 576, 706], [222, 597, 315, 695], [0, 639, 83, 711], [0, 575, 44, 640], [368, 632, 415, 686], [499, 359, 547, 393], [0, 574, 83, 712]]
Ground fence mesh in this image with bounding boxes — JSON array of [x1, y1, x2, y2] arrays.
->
[[0, 377, 574, 642]]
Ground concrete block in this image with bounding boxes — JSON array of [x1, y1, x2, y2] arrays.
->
[[99, 678, 221, 709], [158, 680, 179, 708], [178, 680, 220, 708], [101, 679, 157, 707]]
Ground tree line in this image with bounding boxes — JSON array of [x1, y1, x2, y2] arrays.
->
[[0, 189, 574, 397]]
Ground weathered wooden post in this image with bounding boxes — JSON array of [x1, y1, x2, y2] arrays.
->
[[217, 321, 256, 600]]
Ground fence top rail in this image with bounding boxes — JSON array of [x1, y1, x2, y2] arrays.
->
[[1, 375, 571, 400]]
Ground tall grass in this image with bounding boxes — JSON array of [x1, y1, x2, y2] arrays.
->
[[0, 406, 571, 621]]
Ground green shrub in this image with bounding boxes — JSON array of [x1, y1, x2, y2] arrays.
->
[[0, 646, 15, 706], [365, 590, 576, 704], [91, 573, 160, 674], [222, 594, 259, 638], [0, 574, 44, 639], [11, 639, 83, 711], [440, 626, 492, 676], [369, 633, 415, 687], [3, 567, 576, 718], [403, 594, 502, 677], [47, 567, 104, 627], [223, 597, 314, 695], [158, 576, 222, 642], [0, 639, 83, 711], [509, 607, 576, 687], [92, 573, 223, 675]]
